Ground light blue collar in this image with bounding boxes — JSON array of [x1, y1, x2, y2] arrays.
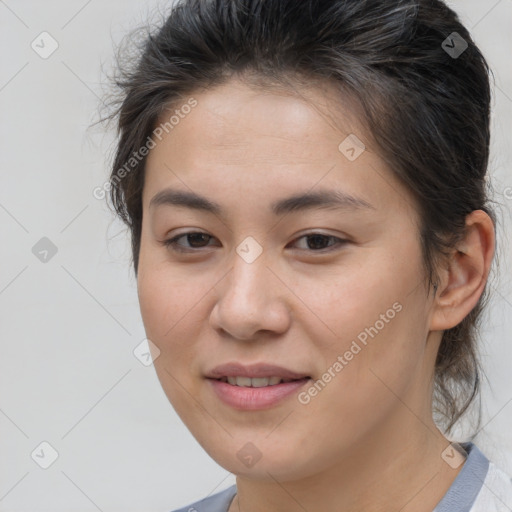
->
[[433, 442, 489, 512], [172, 442, 489, 512]]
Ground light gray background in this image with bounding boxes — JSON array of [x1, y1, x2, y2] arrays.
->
[[0, 1, 511, 510]]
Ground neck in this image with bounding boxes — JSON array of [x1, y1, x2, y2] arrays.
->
[[228, 411, 463, 512]]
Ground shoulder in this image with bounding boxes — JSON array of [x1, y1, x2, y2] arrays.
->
[[434, 442, 512, 512], [170, 484, 237, 512], [470, 460, 512, 512]]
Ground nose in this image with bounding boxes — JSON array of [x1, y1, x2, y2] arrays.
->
[[209, 245, 292, 341]]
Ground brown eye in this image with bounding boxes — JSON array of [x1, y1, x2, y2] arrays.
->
[[163, 232, 217, 252], [291, 233, 348, 252], [162, 231, 348, 254]]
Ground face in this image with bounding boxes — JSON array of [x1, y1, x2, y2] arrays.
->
[[137, 78, 439, 482]]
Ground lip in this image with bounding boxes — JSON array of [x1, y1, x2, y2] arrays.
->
[[207, 378, 311, 410], [205, 362, 312, 410], [205, 362, 310, 380]]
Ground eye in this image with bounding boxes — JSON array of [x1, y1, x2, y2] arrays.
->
[[163, 231, 217, 252], [162, 231, 348, 253], [291, 233, 347, 252]]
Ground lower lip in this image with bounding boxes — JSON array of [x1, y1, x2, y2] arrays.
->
[[207, 378, 311, 410]]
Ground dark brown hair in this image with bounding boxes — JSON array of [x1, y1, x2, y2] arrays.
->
[[100, 0, 500, 434]]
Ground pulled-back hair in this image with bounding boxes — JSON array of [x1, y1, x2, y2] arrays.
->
[[101, 0, 499, 434]]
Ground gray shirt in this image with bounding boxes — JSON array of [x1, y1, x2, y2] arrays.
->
[[171, 443, 510, 512]]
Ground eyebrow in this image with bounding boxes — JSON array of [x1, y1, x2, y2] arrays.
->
[[149, 187, 375, 217]]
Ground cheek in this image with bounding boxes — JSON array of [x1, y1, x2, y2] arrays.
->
[[299, 249, 404, 346], [293, 301, 427, 461], [137, 269, 204, 416], [137, 237, 202, 341], [137, 263, 196, 368], [304, 243, 428, 395], [138, 272, 179, 342]]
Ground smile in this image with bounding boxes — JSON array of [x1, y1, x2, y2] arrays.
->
[[218, 376, 299, 387], [207, 377, 311, 410]]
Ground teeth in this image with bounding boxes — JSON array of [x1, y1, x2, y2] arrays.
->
[[225, 376, 289, 387]]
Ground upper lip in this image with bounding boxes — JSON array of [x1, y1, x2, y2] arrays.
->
[[206, 362, 310, 380]]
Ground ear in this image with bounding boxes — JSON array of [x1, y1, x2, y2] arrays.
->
[[429, 210, 495, 331]]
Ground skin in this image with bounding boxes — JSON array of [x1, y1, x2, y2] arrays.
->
[[137, 78, 495, 512]]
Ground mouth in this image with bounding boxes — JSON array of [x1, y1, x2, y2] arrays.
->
[[212, 376, 311, 387], [205, 363, 312, 410], [205, 362, 311, 381]]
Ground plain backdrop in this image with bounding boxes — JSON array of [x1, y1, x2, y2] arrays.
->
[[0, 0, 511, 510]]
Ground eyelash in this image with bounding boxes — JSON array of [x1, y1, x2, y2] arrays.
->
[[162, 231, 348, 254]]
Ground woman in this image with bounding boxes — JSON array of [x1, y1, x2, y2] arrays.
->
[[103, 0, 512, 510]]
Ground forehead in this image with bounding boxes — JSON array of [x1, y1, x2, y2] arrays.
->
[[162, 78, 361, 154], [142, 78, 415, 219]]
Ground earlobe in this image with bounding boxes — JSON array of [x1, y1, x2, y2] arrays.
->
[[429, 210, 495, 332]]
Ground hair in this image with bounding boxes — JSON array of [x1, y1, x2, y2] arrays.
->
[[100, 0, 500, 434]]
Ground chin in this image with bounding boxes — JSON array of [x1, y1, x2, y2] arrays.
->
[[197, 437, 321, 482]]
